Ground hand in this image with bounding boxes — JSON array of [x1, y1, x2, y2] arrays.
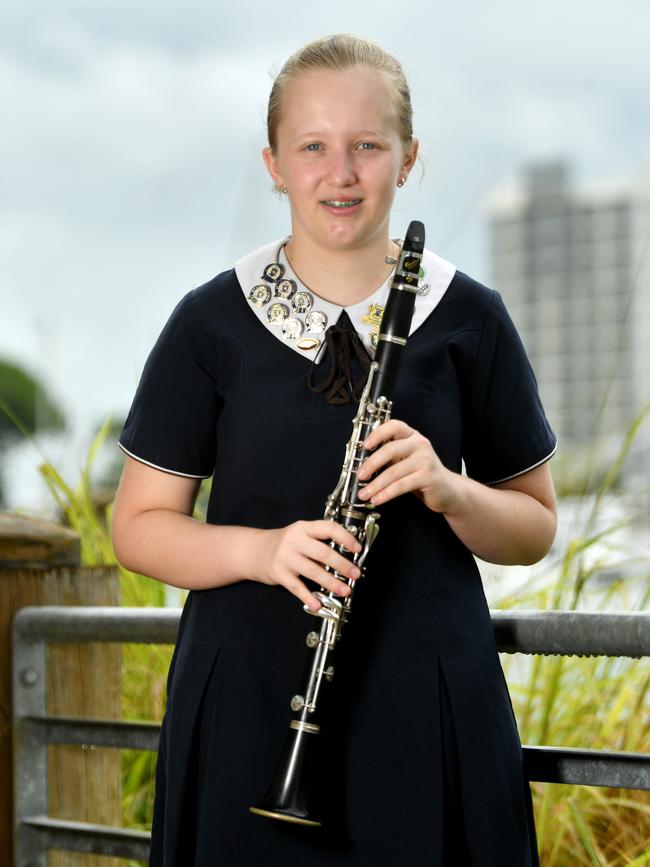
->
[[254, 520, 362, 612], [356, 420, 457, 512]]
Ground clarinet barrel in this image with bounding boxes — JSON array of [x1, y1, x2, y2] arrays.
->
[[250, 221, 425, 826]]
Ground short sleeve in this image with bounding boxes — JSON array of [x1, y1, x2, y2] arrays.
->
[[119, 290, 222, 478], [462, 290, 557, 485]]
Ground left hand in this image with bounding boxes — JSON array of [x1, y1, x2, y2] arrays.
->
[[356, 420, 457, 513]]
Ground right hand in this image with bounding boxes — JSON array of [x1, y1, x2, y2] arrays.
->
[[254, 520, 362, 611]]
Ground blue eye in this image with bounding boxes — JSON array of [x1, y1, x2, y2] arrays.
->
[[358, 142, 376, 150], [305, 143, 321, 152]]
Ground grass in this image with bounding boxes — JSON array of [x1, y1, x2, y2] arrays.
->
[[484, 403, 650, 865]]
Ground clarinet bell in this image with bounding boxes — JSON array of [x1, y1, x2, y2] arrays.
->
[[249, 721, 323, 826]]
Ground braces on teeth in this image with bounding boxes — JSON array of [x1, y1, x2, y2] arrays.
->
[[324, 200, 361, 208]]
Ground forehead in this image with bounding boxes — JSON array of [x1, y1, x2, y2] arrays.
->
[[278, 66, 398, 136]]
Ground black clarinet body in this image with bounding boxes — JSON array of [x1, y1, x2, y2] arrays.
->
[[250, 221, 425, 826]]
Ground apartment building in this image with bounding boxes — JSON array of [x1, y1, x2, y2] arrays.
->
[[486, 161, 649, 486]]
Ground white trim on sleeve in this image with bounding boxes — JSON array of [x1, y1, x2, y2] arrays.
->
[[118, 441, 212, 479], [487, 441, 558, 486]]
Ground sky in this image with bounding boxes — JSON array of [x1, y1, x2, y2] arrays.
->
[[2, 0, 649, 507]]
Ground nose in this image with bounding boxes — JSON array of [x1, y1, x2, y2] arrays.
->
[[326, 148, 358, 187]]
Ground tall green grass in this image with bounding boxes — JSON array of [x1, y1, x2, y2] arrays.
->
[[487, 404, 650, 865], [498, 588, 650, 864], [6, 406, 650, 865]]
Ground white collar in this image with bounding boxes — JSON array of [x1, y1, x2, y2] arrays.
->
[[234, 237, 456, 363]]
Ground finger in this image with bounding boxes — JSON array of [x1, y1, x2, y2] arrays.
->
[[357, 439, 413, 480], [297, 555, 354, 598], [364, 420, 412, 450], [284, 574, 323, 612], [358, 455, 422, 500], [303, 539, 361, 583], [307, 520, 362, 554], [360, 470, 422, 505]]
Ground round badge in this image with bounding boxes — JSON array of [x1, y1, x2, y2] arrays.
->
[[248, 284, 272, 307], [297, 337, 321, 352], [305, 310, 327, 333], [292, 290, 313, 314], [267, 302, 290, 324], [262, 262, 285, 282], [275, 278, 297, 300], [282, 317, 304, 340]]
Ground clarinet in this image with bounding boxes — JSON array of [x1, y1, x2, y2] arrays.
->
[[249, 221, 425, 827]]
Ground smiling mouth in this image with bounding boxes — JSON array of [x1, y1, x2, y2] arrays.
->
[[321, 199, 362, 208]]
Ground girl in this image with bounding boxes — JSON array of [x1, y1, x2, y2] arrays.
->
[[112, 33, 557, 866]]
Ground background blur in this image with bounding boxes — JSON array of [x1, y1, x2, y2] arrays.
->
[[1, 0, 649, 511]]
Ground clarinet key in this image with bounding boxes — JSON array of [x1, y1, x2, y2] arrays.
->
[[290, 694, 305, 712]]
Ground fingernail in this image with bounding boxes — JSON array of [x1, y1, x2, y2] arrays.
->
[[354, 542, 362, 552], [351, 567, 361, 579]]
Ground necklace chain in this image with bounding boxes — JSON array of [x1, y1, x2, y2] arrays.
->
[[283, 240, 400, 302]]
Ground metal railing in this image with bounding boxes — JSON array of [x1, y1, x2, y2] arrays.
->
[[12, 606, 650, 865]]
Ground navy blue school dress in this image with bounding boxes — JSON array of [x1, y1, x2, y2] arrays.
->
[[119, 239, 556, 867]]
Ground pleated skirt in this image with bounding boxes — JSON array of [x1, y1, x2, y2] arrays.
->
[[149, 624, 539, 866]]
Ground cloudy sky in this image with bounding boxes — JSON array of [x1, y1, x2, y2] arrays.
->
[[2, 0, 649, 504]]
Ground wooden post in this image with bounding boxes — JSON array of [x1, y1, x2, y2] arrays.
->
[[1, 512, 122, 867]]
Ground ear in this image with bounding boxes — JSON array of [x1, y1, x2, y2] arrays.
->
[[402, 137, 419, 178], [262, 146, 286, 189]]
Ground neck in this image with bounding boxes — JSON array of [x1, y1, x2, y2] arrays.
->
[[284, 231, 398, 307]]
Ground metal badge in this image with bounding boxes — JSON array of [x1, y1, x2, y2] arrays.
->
[[262, 262, 285, 282], [361, 303, 384, 348], [417, 282, 431, 297], [282, 317, 304, 340], [275, 278, 297, 299], [305, 310, 327, 333], [297, 337, 320, 352], [267, 302, 290, 324], [292, 290, 313, 314], [248, 284, 272, 307], [282, 316, 305, 340]]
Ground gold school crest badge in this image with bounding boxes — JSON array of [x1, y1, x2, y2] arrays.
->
[[362, 262, 430, 348], [361, 303, 385, 348]]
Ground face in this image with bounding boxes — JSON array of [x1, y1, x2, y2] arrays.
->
[[263, 67, 418, 253]]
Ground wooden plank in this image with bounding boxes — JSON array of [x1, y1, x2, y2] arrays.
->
[[1, 508, 123, 867], [45, 566, 122, 867], [0, 513, 80, 569]]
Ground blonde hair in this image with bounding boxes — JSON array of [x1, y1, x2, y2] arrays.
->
[[267, 34, 413, 152]]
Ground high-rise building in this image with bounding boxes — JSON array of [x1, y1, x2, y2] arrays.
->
[[486, 161, 649, 488]]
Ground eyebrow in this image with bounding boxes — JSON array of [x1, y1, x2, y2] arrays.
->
[[291, 129, 391, 143]]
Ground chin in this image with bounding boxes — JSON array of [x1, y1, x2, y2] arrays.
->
[[321, 220, 384, 250]]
